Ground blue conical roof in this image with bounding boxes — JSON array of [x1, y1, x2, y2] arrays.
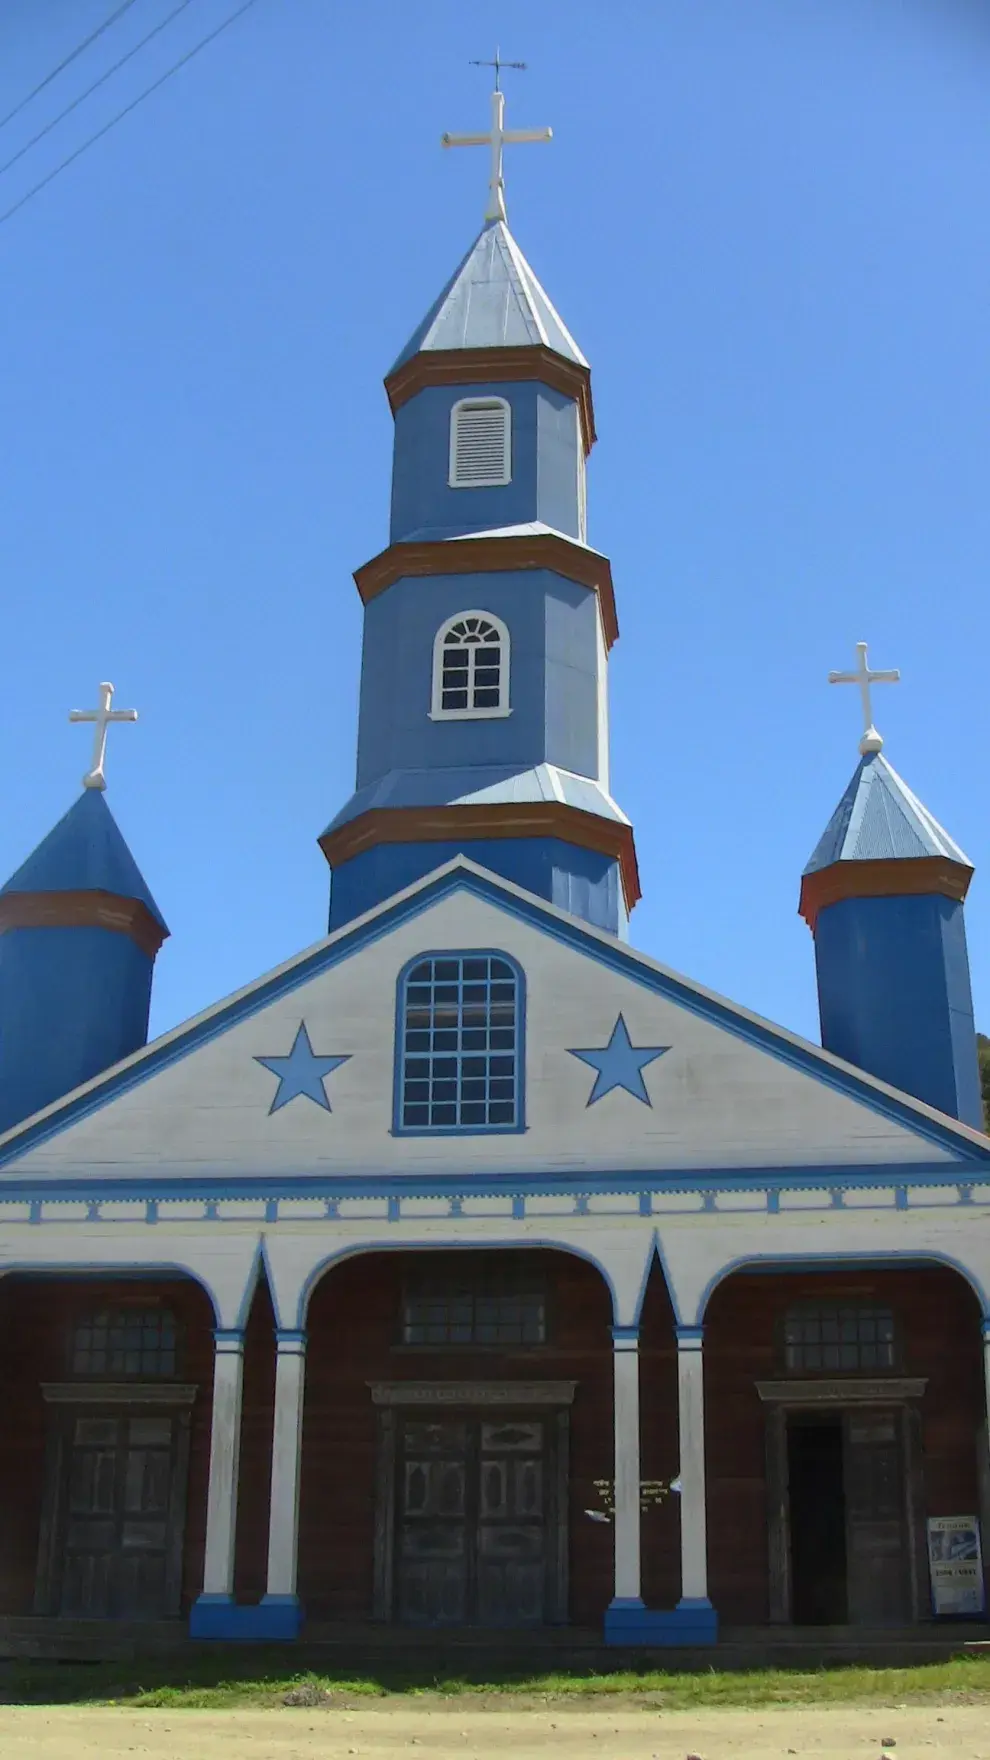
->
[[804, 752, 971, 876], [389, 219, 588, 375], [2, 790, 167, 928]]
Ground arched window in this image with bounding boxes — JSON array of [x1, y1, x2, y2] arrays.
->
[[449, 396, 511, 488], [396, 952, 523, 1133], [72, 1307, 177, 1377], [431, 611, 510, 720], [782, 1304, 897, 1373]]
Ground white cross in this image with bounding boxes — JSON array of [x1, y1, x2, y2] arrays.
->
[[442, 69, 552, 225], [827, 641, 900, 755], [69, 681, 138, 791]]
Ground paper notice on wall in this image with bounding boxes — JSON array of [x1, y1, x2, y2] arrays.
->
[[927, 1516, 985, 1616]]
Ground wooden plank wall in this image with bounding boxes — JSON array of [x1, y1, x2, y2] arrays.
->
[[0, 1275, 215, 1616], [704, 1266, 985, 1623]]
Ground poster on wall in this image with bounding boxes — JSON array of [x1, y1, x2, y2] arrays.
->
[[927, 1516, 986, 1616]]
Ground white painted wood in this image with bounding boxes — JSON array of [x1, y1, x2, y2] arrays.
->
[[202, 1334, 244, 1597], [676, 1333, 709, 1602], [5, 890, 966, 1182], [983, 1327, 990, 1481], [266, 1334, 307, 1598], [442, 86, 551, 224], [68, 681, 138, 791], [612, 1333, 641, 1601], [828, 642, 900, 756]]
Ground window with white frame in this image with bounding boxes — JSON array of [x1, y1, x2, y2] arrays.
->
[[449, 397, 511, 488], [396, 953, 522, 1132], [432, 612, 509, 719]]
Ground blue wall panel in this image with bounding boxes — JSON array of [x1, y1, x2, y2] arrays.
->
[[355, 571, 602, 789], [389, 383, 581, 544], [329, 837, 626, 937], [0, 925, 153, 1132], [814, 893, 982, 1128]]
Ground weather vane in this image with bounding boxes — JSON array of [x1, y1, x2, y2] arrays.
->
[[442, 50, 551, 224]]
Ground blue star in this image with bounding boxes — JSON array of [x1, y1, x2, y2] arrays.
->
[[255, 1022, 350, 1115], [568, 1014, 670, 1107]]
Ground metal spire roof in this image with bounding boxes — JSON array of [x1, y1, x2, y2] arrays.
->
[[803, 752, 971, 876], [389, 219, 588, 375], [1, 789, 167, 928]]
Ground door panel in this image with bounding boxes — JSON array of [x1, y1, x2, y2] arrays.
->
[[55, 1411, 185, 1619], [844, 1412, 910, 1625], [395, 1413, 553, 1627]]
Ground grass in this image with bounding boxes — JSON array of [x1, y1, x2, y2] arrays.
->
[[0, 1651, 989, 1711]]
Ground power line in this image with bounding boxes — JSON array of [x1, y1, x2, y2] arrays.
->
[[0, 0, 142, 135], [0, 0, 260, 230], [0, 0, 198, 182]]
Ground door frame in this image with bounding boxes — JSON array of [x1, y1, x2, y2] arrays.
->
[[34, 1382, 197, 1618], [369, 1380, 577, 1625], [756, 1377, 928, 1625]]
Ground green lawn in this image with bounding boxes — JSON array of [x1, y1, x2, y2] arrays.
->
[[1, 1652, 989, 1710]]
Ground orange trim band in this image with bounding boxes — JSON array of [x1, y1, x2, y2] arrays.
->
[[354, 531, 619, 650], [798, 856, 972, 933], [384, 345, 596, 456], [0, 889, 168, 958], [319, 802, 641, 913]]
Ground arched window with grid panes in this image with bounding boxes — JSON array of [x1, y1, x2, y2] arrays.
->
[[431, 611, 510, 720], [396, 951, 524, 1133]]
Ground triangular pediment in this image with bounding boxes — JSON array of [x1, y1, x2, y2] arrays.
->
[[0, 862, 985, 1187]]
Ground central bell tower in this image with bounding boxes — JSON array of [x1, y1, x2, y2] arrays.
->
[[320, 83, 638, 937]]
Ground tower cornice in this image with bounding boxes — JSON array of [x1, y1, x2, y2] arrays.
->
[[354, 530, 618, 650], [0, 888, 168, 957], [320, 802, 641, 913], [799, 855, 973, 934], [385, 345, 596, 455]]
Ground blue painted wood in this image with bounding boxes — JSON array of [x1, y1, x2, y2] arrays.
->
[[0, 923, 154, 1132], [814, 893, 983, 1129], [2, 790, 166, 925], [327, 837, 626, 936], [389, 383, 582, 543]]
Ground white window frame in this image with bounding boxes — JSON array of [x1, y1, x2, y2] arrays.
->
[[448, 396, 512, 489], [430, 610, 511, 721]]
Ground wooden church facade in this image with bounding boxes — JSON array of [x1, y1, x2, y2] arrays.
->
[[1, 87, 989, 1653]]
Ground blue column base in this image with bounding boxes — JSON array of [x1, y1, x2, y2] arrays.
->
[[189, 1593, 303, 1641], [604, 1597, 719, 1647]]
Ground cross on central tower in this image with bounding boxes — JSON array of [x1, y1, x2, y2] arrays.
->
[[69, 680, 138, 790], [442, 54, 552, 225]]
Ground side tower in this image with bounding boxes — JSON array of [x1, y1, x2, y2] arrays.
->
[[320, 85, 638, 937], [0, 685, 168, 1133], [799, 645, 982, 1128]]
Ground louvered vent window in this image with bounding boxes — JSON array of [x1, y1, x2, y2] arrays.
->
[[449, 397, 511, 488]]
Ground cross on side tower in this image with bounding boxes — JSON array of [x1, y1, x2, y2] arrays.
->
[[69, 680, 138, 790], [827, 641, 900, 756], [442, 53, 551, 225]]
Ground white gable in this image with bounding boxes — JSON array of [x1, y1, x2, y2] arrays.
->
[[1, 887, 962, 1181]]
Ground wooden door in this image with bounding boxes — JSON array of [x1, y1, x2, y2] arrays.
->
[[843, 1410, 910, 1625], [395, 1414, 552, 1626], [55, 1412, 186, 1618]]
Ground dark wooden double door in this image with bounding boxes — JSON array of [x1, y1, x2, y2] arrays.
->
[[783, 1409, 917, 1625], [395, 1414, 560, 1626], [37, 1408, 190, 1619]]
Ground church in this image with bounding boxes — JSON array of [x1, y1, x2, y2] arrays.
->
[[0, 81, 988, 1655]]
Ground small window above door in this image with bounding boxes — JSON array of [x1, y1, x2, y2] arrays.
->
[[449, 397, 511, 488], [71, 1307, 178, 1378], [782, 1304, 897, 1373], [401, 1265, 546, 1346]]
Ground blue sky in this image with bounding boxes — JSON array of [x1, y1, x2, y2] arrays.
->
[[1, 0, 989, 1046]]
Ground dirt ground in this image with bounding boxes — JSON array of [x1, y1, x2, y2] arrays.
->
[[0, 1703, 986, 1760]]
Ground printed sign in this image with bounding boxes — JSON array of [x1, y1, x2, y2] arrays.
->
[[927, 1516, 985, 1616]]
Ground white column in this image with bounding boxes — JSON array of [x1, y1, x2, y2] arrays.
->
[[264, 1329, 307, 1601], [201, 1329, 245, 1598], [612, 1326, 642, 1604], [676, 1326, 710, 1605]]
